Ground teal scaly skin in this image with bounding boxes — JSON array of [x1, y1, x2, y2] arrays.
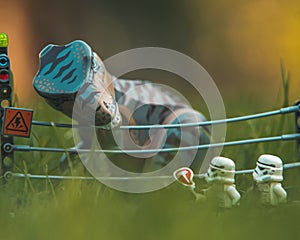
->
[[33, 40, 121, 129]]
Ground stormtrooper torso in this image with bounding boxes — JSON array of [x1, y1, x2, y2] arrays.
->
[[207, 183, 239, 209], [256, 182, 286, 206]]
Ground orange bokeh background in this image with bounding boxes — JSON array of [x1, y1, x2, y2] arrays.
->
[[1, 0, 300, 106], [1, 0, 36, 101]]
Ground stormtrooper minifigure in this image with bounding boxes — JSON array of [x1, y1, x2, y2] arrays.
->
[[253, 154, 287, 206], [205, 156, 241, 208]]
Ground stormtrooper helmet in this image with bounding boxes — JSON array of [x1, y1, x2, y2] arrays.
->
[[205, 156, 236, 184], [253, 154, 283, 183]]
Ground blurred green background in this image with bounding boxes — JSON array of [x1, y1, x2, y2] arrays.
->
[[1, 0, 300, 239]]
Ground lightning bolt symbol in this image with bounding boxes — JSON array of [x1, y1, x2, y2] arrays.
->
[[14, 117, 22, 128]]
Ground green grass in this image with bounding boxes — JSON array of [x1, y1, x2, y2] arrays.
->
[[0, 72, 300, 240]]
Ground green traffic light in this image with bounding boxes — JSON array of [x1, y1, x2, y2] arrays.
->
[[0, 33, 8, 47]]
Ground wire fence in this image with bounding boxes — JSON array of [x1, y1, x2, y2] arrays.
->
[[4, 133, 300, 154], [31, 105, 299, 130], [1, 104, 300, 182], [4, 162, 300, 181]]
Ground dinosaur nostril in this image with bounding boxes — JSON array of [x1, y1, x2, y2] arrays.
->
[[103, 101, 109, 109], [96, 105, 102, 112]]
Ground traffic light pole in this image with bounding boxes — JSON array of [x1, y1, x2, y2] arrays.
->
[[0, 33, 14, 176], [294, 101, 300, 161]]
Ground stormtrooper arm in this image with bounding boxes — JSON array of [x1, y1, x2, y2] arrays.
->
[[273, 184, 287, 203], [226, 185, 241, 205]]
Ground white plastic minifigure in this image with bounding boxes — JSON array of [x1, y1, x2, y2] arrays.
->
[[253, 154, 287, 206], [205, 156, 241, 208]]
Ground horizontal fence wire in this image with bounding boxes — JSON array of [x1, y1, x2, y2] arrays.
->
[[4, 162, 300, 181], [2, 105, 300, 181], [31, 105, 300, 130], [4, 172, 177, 181], [8, 133, 300, 154]]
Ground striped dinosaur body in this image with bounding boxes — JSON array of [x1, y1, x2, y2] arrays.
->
[[33, 40, 210, 172]]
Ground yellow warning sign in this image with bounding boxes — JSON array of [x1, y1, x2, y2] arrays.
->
[[2, 107, 33, 137]]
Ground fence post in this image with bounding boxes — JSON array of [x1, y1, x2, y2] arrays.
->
[[0, 33, 14, 176], [295, 101, 300, 161]]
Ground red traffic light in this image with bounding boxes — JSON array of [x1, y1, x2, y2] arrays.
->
[[0, 70, 9, 82]]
